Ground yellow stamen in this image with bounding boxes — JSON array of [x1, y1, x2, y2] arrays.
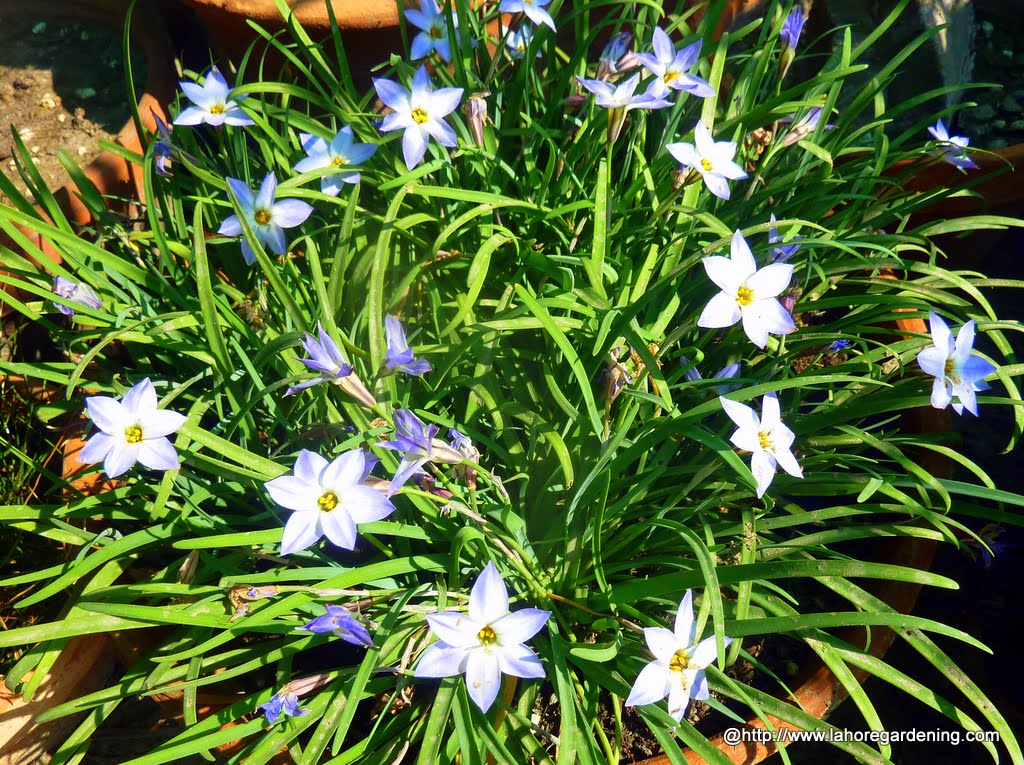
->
[[736, 285, 754, 306], [411, 107, 430, 124], [663, 70, 679, 85], [669, 649, 690, 673], [124, 425, 143, 444], [944, 359, 954, 377], [477, 625, 497, 646], [758, 430, 773, 450], [430, 25, 444, 39], [254, 209, 272, 225], [210, 104, 225, 115], [318, 492, 339, 512], [330, 155, 348, 167], [700, 158, 713, 172]]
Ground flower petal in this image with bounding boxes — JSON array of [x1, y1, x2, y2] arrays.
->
[[320, 508, 358, 550], [703, 254, 747, 292], [341, 485, 397, 524], [402, 126, 429, 169], [643, 627, 678, 662], [218, 214, 242, 237], [265, 475, 320, 513], [961, 354, 996, 384], [666, 673, 693, 721], [79, 432, 115, 465], [272, 199, 314, 228], [470, 562, 509, 625], [496, 642, 546, 679], [493, 608, 550, 644], [105, 442, 140, 478], [750, 450, 777, 497], [702, 171, 731, 200], [373, 78, 411, 112], [720, 396, 758, 431], [321, 450, 366, 490], [137, 438, 180, 471], [687, 635, 723, 670], [752, 299, 797, 337], [122, 378, 157, 418], [86, 396, 127, 433], [666, 141, 698, 168], [698, 292, 742, 329], [741, 305, 771, 348], [928, 312, 954, 355], [651, 27, 674, 64], [427, 611, 482, 648], [415, 642, 470, 677], [280, 512, 322, 555], [465, 649, 502, 711], [746, 263, 794, 299], [625, 660, 670, 707], [673, 591, 696, 647], [138, 409, 186, 439], [428, 87, 464, 118]]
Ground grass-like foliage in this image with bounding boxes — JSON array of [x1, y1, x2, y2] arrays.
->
[[1, 0, 1023, 762]]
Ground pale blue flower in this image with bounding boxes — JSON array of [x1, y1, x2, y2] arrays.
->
[[667, 122, 748, 200], [917, 312, 995, 416], [173, 66, 254, 127], [698, 230, 796, 348], [830, 339, 852, 351], [720, 393, 802, 498], [636, 28, 713, 99], [52, 276, 101, 316], [80, 378, 186, 478], [286, 323, 375, 407], [414, 562, 550, 712], [928, 120, 979, 171], [499, 0, 555, 31], [264, 449, 395, 555], [377, 409, 463, 495], [597, 32, 637, 80], [505, 25, 539, 59], [300, 605, 375, 647], [778, 107, 834, 148], [373, 66, 464, 170], [768, 214, 801, 262], [625, 591, 731, 721], [218, 173, 314, 265], [383, 314, 432, 376], [779, 6, 806, 51], [577, 72, 671, 142], [406, 0, 459, 62], [294, 127, 377, 196], [680, 356, 742, 394], [258, 689, 306, 724]]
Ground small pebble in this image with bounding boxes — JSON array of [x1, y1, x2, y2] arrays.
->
[[41, 95, 57, 109], [57, 113, 66, 123], [77, 146, 87, 156], [31, 21, 45, 34], [30, 146, 39, 155]]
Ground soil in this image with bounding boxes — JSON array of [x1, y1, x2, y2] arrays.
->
[[0, 13, 146, 204]]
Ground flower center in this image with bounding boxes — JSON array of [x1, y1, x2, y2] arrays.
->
[[430, 24, 444, 39], [209, 103, 225, 115], [736, 285, 754, 306], [663, 69, 679, 85], [944, 359, 955, 377], [517, 43, 526, 53], [254, 209, 272, 225], [318, 491, 339, 512], [330, 155, 349, 167], [758, 430, 773, 451], [477, 625, 497, 646], [669, 649, 690, 673], [700, 158, 713, 172], [411, 107, 430, 124], [124, 424, 143, 444]]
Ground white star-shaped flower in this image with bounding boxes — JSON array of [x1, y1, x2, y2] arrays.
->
[[294, 127, 377, 196], [916, 312, 996, 416], [498, 0, 555, 31], [636, 28, 714, 99], [698, 230, 796, 348], [173, 66, 254, 127], [625, 591, 731, 721], [406, 0, 460, 62], [79, 378, 186, 477], [720, 393, 803, 498], [264, 449, 395, 555], [666, 121, 747, 200], [373, 66, 464, 170], [415, 562, 550, 712]]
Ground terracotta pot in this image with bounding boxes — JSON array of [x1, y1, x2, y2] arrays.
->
[[0, 0, 177, 320]]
